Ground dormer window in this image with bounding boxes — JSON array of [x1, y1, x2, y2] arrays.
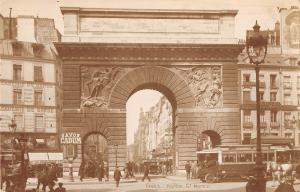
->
[[12, 41, 23, 56], [289, 58, 297, 66], [32, 43, 43, 58]]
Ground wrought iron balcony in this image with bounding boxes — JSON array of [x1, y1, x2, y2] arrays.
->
[[243, 122, 253, 129], [270, 122, 280, 129], [260, 122, 267, 128], [284, 121, 294, 129], [243, 81, 265, 89], [283, 83, 292, 89]]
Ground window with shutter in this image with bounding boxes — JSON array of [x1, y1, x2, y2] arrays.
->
[[34, 66, 43, 82]]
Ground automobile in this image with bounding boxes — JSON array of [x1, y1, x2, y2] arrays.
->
[[143, 160, 161, 175], [197, 144, 272, 183]]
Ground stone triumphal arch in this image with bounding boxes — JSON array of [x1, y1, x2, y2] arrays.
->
[[55, 7, 244, 175]]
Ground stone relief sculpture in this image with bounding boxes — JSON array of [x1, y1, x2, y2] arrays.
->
[[81, 67, 125, 108], [176, 66, 222, 108]]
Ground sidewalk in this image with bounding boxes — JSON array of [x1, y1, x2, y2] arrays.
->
[[26, 177, 137, 186], [26, 174, 165, 186]]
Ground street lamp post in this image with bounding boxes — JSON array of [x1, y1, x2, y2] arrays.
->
[[292, 115, 298, 146], [9, 119, 17, 164], [246, 21, 268, 192], [8, 118, 28, 190], [114, 144, 118, 167]]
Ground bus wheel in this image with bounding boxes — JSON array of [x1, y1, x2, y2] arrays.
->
[[205, 173, 216, 183]]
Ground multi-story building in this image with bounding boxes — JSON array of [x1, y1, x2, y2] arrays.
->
[[0, 14, 62, 160], [239, 6, 300, 146], [134, 96, 173, 161]]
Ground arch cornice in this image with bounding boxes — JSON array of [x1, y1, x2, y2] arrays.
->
[[109, 66, 195, 109], [54, 42, 244, 62]]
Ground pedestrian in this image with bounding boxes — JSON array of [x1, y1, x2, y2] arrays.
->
[[142, 164, 151, 182], [78, 162, 85, 181], [114, 166, 122, 187], [191, 161, 197, 179], [97, 162, 104, 182], [185, 161, 191, 180], [274, 177, 295, 192], [54, 182, 66, 192]]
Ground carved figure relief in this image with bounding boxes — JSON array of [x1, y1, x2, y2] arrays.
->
[[175, 66, 222, 108], [81, 67, 125, 108]]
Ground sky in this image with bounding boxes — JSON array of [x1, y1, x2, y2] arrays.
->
[[0, 0, 299, 38], [1, 0, 298, 145]]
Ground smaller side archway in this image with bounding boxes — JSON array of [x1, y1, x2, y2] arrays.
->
[[81, 131, 108, 178], [201, 130, 221, 149]]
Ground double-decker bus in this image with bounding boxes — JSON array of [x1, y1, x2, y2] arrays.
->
[[196, 144, 279, 183]]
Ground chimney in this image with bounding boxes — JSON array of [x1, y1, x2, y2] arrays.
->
[[16, 15, 36, 42]]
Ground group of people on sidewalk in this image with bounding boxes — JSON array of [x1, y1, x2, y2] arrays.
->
[[113, 164, 151, 187], [184, 161, 199, 180]]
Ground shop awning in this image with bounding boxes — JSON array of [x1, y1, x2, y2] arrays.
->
[[28, 152, 63, 164], [48, 153, 63, 161]]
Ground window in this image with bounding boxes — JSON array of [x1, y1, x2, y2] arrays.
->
[[284, 112, 292, 129], [13, 64, 22, 80], [34, 66, 43, 82], [285, 133, 292, 138], [34, 90, 43, 106], [283, 76, 291, 88], [32, 43, 43, 58], [298, 76, 300, 89], [243, 133, 251, 145], [243, 74, 250, 82], [270, 74, 277, 88], [284, 94, 292, 105], [259, 74, 264, 82], [271, 111, 277, 122], [270, 92, 277, 102], [290, 58, 297, 65], [260, 110, 265, 122], [12, 42, 22, 56], [35, 116, 44, 132], [14, 115, 23, 131], [244, 110, 251, 122], [259, 92, 264, 101], [243, 91, 251, 102], [13, 89, 22, 105]]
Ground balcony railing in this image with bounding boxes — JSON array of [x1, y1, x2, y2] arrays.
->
[[243, 81, 265, 88], [283, 83, 292, 89], [270, 122, 280, 129], [284, 121, 294, 129], [243, 122, 253, 129], [270, 83, 278, 89], [260, 122, 267, 128]]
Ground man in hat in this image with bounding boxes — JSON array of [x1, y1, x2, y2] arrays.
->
[[114, 166, 122, 187], [54, 182, 66, 192]]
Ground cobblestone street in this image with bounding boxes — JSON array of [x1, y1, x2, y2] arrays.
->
[[22, 176, 300, 192]]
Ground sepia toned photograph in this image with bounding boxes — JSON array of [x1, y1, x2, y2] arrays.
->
[[0, 0, 299, 191]]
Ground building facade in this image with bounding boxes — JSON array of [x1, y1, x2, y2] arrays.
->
[[0, 15, 62, 160], [240, 6, 300, 146], [134, 96, 173, 161]]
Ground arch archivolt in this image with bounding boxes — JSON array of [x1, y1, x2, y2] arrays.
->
[[80, 116, 110, 141], [109, 66, 196, 109]]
